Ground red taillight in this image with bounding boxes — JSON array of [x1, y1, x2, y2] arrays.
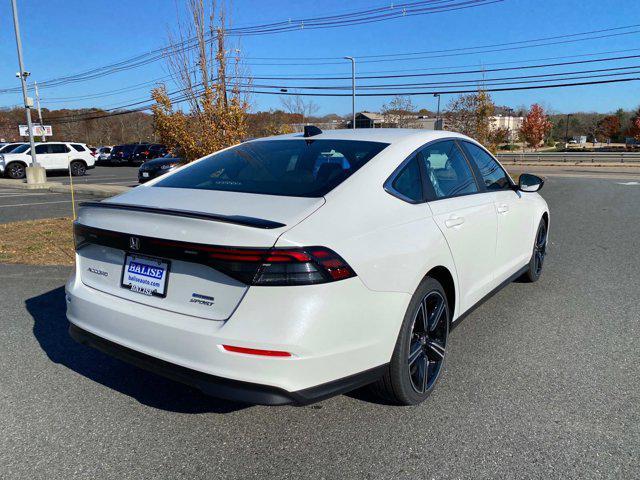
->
[[90, 152, 96, 157], [143, 150, 150, 156], [207, 246, 356, 286], [147, 239, 356, 286], [222, 345, 292, 357]]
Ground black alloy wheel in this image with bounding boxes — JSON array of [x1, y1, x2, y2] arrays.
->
[[372, 277, 450, 405], [70, 161, 86, 176], [533, 221, 547, 276], [521, 218, 548, 283], [6, 162, 26, 179], [408, 290, 448, 394]]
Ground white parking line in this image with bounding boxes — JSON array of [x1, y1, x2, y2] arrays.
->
[[0, 192, 61, 198], [0, 200, 74, 208], [96, 180, 136, 185]]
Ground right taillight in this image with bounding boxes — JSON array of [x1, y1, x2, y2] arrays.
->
[[206, 246, 356, 286]]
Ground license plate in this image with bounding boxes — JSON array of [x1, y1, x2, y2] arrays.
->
[[121, 254, 170, 297], [142, 172, 149, 177]]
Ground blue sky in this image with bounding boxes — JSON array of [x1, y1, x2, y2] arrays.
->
[[1, 0, 639, 116]]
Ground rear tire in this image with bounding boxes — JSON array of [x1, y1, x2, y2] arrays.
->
[[371, 277, 449, 405], [520, 218, 548, 283], [5, 162, 26, 179], [69, 160, 86, 176]]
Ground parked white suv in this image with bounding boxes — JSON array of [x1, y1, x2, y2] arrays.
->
[[0, 142, 96, 179]]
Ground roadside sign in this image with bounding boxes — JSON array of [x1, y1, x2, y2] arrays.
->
[[19, 124, 52, 137]]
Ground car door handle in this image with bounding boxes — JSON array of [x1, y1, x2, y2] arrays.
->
[[445, 216, 465, 228], [497, 204, 509, 214]]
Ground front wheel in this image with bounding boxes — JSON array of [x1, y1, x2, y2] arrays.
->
[[521, 218, 548, 283], [5, 162, 26, 179], [371, 277, 449, 405], [69, 161, 86, 176]]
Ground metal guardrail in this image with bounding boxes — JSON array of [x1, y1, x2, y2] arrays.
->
[[496, 152, 640, 163]]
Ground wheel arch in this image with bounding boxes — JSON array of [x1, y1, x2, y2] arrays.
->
[[425, 265, 456, 322], [5, 159, 28, 167]]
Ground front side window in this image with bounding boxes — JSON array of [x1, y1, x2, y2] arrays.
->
[[155, 139, 389, 197], [419, 141, 478, 199], [35, 145, 49, 154], [463, 142, 511, 191]]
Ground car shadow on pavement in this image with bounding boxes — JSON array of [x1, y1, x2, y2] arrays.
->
[[26, 287, 248, 414]]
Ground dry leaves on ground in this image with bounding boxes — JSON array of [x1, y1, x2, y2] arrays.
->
[[0, 217, 75, 266]]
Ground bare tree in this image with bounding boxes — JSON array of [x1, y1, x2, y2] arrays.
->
[[280, 93, 319, 124], [381, 96, 416, 128], [151, 0, 249, 161]]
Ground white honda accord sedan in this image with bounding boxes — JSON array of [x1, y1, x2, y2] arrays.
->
[[66, 127, 549, 406]]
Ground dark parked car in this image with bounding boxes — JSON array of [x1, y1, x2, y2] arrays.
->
[[110, 143, 167, 165], [138, 155, 186, 183]]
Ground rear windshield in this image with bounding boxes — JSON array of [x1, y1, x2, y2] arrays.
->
[[10, 144, 30, 153], [154, 139, 389, 197], [0, 143, 23, 153]]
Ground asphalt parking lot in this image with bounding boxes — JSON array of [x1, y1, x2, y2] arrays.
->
[[1, 175, 639, 479], [0, 187, 93, 223], [47, 164, 139, 186]]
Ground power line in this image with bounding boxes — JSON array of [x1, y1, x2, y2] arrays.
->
[[42, 60, 640, 122], [0, 0, 500, 94], [47, 76, 640, 126], [33, 47, 640, 105]]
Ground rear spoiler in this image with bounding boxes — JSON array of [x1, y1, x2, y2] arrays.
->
[[78, 201, 286, 230]]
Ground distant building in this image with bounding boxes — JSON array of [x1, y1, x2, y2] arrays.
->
[[415, 116, 445, 130], [490, 115, 523, 142], [348, 112, 385, 129]]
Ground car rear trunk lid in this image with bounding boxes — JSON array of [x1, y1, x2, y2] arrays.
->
[[75, 187, 324, 320]]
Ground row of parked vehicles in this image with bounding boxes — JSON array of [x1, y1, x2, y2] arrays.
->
[[0, 141, 169, 179]]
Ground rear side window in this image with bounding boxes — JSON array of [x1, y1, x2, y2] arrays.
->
[[71, 144, 86, 152], [462, 142, 511, 191], [420, 141, 478, 200], [390, 156, 423, 202], [35, 145, 49, 154], [155, 139, 389, 198], [50, 144, 70, 153]]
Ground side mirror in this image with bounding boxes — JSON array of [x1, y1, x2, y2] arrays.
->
[[518, 173, 544, 192]]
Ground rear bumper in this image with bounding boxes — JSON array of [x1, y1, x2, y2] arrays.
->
[[69, 323, 386, 405], [65, 269, 409, 400]]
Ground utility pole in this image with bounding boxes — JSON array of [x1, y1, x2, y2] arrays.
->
[[564, 113, 572, 149], [11, 0, 45, 183], [344, 57, 356, 129], [34, 81, 45, 142]]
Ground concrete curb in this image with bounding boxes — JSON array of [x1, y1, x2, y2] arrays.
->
[[0, 178, 131, 198]]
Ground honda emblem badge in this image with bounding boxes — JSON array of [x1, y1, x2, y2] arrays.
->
[[129, 237, 140, 251]]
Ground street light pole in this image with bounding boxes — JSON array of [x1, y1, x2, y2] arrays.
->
[[434, 93, 441, 130], [11, 0, 37, 164], [11, 0, 47, 185], [344, 56, 356, 129]]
